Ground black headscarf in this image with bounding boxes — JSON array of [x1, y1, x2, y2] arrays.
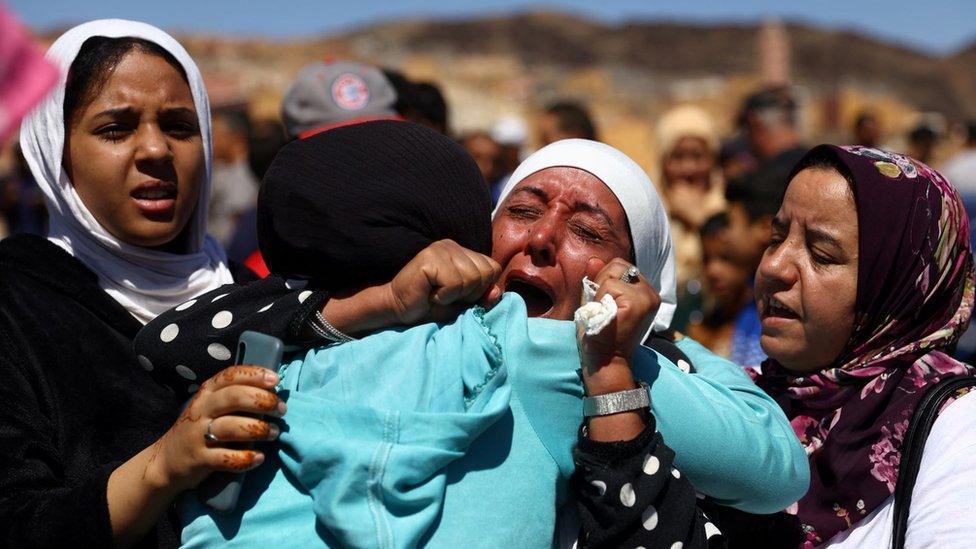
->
[[257, 120, 491, 290]]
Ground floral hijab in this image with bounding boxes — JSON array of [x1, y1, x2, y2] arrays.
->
[[756, 145, 976, 546]]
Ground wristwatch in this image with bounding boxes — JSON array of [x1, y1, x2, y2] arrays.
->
[[582, 382, 650, 417]]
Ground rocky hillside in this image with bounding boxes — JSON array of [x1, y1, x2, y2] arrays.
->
[[38, 11, 976, 170]]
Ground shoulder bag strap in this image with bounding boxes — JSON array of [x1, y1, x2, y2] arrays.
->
[[642, 329, 696, 374], [891, 375, 976, 549]]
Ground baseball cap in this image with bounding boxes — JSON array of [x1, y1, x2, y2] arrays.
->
[[281, 60, 401, 139]]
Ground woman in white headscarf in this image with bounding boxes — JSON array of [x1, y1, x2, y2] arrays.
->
[[490, 140, 805, 544], [0, 20, 284, 548]]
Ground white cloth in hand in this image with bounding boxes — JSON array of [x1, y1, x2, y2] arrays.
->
[[574, 277, 617, 336]]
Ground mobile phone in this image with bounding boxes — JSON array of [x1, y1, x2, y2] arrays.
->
[[198, 331, 284, 512]]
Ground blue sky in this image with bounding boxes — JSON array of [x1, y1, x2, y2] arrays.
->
[[10, 0, 976, 54]]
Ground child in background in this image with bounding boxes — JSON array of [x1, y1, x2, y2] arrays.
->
[[688, 213, 765, 372]]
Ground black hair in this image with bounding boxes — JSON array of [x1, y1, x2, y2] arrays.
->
[[699, 212, 729, 239], [718, 137, 750, 166], [63, 36, 187, 127], [381, 68, 414, 118], [248, 119, 288, 179], [411, 81, 448, 133], [967, 121, 976, 144], [213, 106, 252, 138], [908, 125, 938, 144], [854, 111, 877, 130], [725, 145, 825, 223], [739, 86, 797, 128], [545, 101, 597, 141], [724, 176, 783, 222]]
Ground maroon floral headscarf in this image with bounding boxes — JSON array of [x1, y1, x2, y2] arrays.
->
[[755, 145, 976, 546]]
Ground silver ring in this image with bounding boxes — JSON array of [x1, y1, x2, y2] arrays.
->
[[204, 419, 220, 444], [620, 265, 640, 284]]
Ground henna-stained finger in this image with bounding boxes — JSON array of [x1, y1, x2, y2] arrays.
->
[[205, 415, 280, 443], [210, 449, 265, 472], [205, 385, 286, 418], [205, 365, 279, 391]]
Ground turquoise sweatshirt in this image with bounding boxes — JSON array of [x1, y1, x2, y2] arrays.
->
[[180, 294, 807, 548]]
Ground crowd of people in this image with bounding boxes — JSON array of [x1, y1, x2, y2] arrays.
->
[[1, 8, 975, 549]]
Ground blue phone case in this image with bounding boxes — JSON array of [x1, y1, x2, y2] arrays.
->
[[198, 331, 284, 512]]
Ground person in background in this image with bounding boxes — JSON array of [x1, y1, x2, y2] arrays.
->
[[247, 119, 288, 180], [941, 121, 976, 362], [380, 70, 450, 136], [225, 118, 288, 268], [0, 141, 48, 235], [656, 105, 725, 331], [718, 163, 787, 377], [942, 121, 976, 201], [688, 213, 765, 371], [852, 111, 882, 148], [461, 131, 504, 199], [489, 115, 529, 202], [538, 100, 597, 145], [208, 106, 258, 246], [723, 170, 784, 282], [382, 67, 416, 118], [907, 123, 939, 165], [410, 80, 449, 135], [285, 60, 401, 140], [718, 137, 757, 185], [738, 86, 807, 192]]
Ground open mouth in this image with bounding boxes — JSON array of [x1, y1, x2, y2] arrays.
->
[[763, 296, 800, 320], [131, 181, 178, 214], [505, 278, 555, 318]]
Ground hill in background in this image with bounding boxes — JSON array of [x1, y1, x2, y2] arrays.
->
[[41, 11, 976, 172]]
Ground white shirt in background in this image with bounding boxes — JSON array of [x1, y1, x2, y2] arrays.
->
[[943, 149, 976, 196]]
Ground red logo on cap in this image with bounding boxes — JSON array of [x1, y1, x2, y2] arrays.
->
[[331, 73, 370, 111]]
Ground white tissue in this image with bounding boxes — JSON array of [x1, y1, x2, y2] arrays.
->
[[574, 277, 617, 336]]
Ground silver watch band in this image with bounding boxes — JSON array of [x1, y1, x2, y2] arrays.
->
[[582, 382, 650, 417]]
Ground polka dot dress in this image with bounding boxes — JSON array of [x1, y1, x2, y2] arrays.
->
[[132, 276, 328, 394], [571, 417, 725, 548]]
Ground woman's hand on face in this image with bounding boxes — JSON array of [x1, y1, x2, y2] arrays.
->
[[146, 366, 284, 493], [386, 239, 503, 325], [578, 258, 660, 392]]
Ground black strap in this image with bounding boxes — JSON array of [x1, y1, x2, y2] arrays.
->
[[891, 375, 976, 549], [642, 330, 696, 374]]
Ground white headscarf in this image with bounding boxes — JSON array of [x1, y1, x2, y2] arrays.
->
[[20, 19, 232, 324], [492, 139, 677, 334]]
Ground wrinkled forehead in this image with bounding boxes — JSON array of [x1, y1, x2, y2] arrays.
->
[[781, 168, 857, 228], [500, 166, 625, 214], [86, 52, 195, 108]]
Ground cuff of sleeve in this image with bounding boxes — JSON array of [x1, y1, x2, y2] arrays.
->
[[577, 415, 658, 464], [287, 289, 330, 338]]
